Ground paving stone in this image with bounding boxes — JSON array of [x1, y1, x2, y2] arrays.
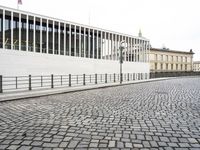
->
[[108, 141, 115, 147], [68, 141, 79, 148], [18, 146, 32, 150], [188, 138, 198, 143]]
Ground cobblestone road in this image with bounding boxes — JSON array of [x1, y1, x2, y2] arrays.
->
[[0, 77, 200, 150]]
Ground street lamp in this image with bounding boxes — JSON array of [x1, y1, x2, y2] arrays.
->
[[119, 40, 126, 84]]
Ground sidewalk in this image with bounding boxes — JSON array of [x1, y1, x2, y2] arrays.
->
[[0, 78, 169, 102]]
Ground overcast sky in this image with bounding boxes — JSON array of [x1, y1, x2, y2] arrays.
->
[[1, 0, 200, 60]]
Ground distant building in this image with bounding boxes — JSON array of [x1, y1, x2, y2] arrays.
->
[[149, 48, 194, 73], [193, 61, 200, 72]]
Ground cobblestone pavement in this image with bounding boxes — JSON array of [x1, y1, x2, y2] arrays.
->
[[0, 77, 200, 150]]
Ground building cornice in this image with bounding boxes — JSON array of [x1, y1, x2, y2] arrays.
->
[[150, 48, 195, 55]]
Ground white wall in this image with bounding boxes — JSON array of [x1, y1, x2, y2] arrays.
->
[[0, 49, 150, 76]]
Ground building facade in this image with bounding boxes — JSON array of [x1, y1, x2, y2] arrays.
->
[[150, 48, 194, 73], [0, 5, 150, 77], [193, 61, 200, 72]]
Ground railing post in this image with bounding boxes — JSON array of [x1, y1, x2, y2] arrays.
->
[[29, 75, 32, 90], [61, 75, 63, 85], [41, 76, 43, 87], [105, 73, 107, 83], [69, 74, 71, 87], [128, 73, 129, 81], [114, 73, 116, 82], [0, 75, 2, 93], [120, 73, 123, 84], [51, 74, 54, 88], [16, 77, 18, 89], [83, 74, 85, 85], [95, 74, 97, 84]]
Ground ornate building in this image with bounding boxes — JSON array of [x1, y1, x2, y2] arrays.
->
[[149, 48, 194, 73]]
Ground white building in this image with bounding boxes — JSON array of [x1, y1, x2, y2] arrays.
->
[[0, 5, 150, 77], [193, 61, 200, 72]]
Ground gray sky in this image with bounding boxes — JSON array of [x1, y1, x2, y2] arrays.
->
[[1, 0, 200, 60]]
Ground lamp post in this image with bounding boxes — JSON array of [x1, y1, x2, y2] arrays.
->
[[119, 41, 125, 84]]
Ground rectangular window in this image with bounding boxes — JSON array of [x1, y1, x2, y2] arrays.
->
[[13, 13, 19, 50], [35, 17, 40, 52], [48, 21, 53, 54], [155, 63, 157, 70], [81, 27, 84, 57], [85, 28, 89, 58], [76, 26, 79, 57], [161, 63, 163, 70], [5, 11, 11, 49], [71, 25, 75, 56], [60, 23, 64, 55], [65, 24, 69, 55], [0, 9, 3, 48], [21, 14, 27, 51], [42, 19, 47, 53], [28, 16, 33, 51], [54, 22, 59, 54]]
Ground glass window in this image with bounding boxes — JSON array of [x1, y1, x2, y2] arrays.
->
[[90, 29, 93, 58], [81, 27, 84, 57], [98, 31, 101, 59], [60, 23, 64, 55], [71, 25, 75, 56], [54, 22, 59, 54], [85, 28, 89, 58], [76, 26, 79, 57], [28, 16, 33, 51], [42, 19, 47, 53], [5, 11, 11, 49], [21, 14, 27, 51], [13, 12, 19, 50], [94, 30, 97, 59], [0, 9, 3, 48], [65, 24, 69, 55], [35, 17, 40, 52], [161, 63, 163, 70], [48, 21, 53, 54]]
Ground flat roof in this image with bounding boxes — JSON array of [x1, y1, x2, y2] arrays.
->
[[150, 48, 194, 55], [0, 5, 149, 41]]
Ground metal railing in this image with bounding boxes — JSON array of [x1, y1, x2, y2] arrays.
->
[[150, 71, 200, 78], [0, 73, 149, 93]]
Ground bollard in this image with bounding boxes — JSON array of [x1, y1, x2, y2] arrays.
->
[[105, 73, 107, 83], [83, 74, 85, 85], [51, 74, 54, 88], [0, 75, 2, 93], [29, 75, 32, 90], [69, 74, 71, 87], [95, 74, 97, 84]]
